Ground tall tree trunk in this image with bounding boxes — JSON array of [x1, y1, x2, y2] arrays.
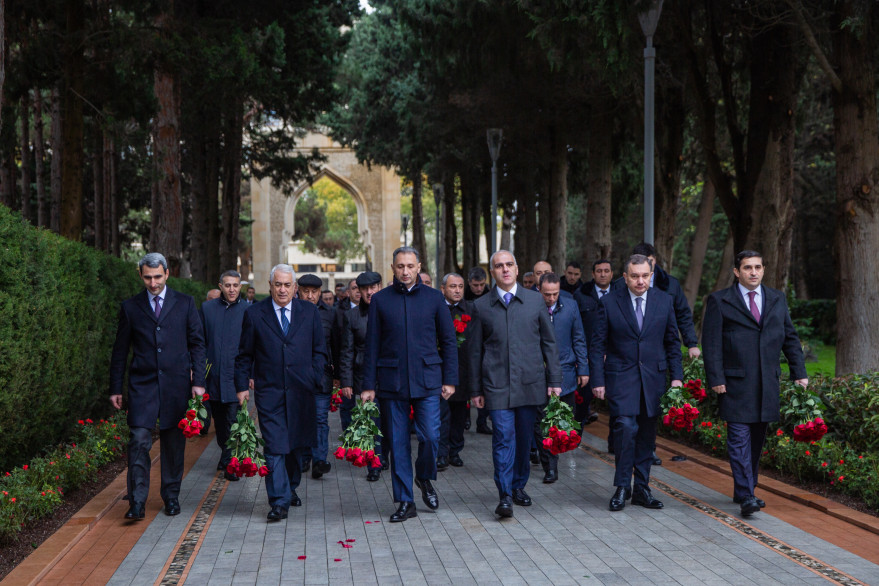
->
[[59, 0, 85, 240], [206, 132, 220, 280], [442, 176, 458, 276], [50, 86, 62, 233], [535, 174, 550, 262], [33, 90, 47, 228], [460, 169, 477, 272], [832, 1, 879, 375], [92, 127, 104, 250], [514, 173, 537, 272], [0, 0, 5, 136], [500, 207, 512, 253], [682, 178, 716, 308], [654, 72, 687, 270], [188, 125, 209, 282], [584, 97, 613, 263], [219, 103, 243, 272], [19, 93, 31, 222], [547, 128, 568, 271], [102, 134, 113, 252], [0, 105, 15, 208], [480, 178, 492, 261], [110, 150, 119, 256], [411, 172, 428, 273]]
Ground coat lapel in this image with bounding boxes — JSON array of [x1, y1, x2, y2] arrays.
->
[[261, 301, 287, 341], [761, 286, 778, 318], [285, 301, 305, 339], [722, 284, 759, 325], [157, 289, 177, 323], [640, 288, 657, 336], [136, 290, 158, 323], [614, 289, 641, 336]]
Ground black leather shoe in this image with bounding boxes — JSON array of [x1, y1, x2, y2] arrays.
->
[[587, 412, 599, 423], [301, 459, 311, 473], [631, 487, 664, 509], [223, 471, 240, 481], [312, 460, 331, 479], [436, 456, 449, 471], [415, 478, 439, 510], [740, 496, 761, 517], [463, 418, 471, 430], [267, 505, 288, 521], [125, 502, 145, 520], [165, 499, 181, 516], [217, 461, 225, 470], [512, 488, 532, 506], [495, 496, 513, 518], [476, 423, 493, 435], [366, 468, 381, 482], [382, 459, 389, 471], [652, 452, 662, 466], [390, 501, 417, 522], [734, 495, 766, 508], [609, 486, 630, 511], [607, 443, 614, 454], [530, 449, 539, 464], [448, 454, 464, 467], [543, 469, 558, 484], [290, 491, 302, 507]]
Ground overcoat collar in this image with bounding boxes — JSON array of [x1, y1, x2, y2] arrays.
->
[[261, 298, 303, 341], [137, 288, 177, 324], [611, 286, 656, 337], [721, 283, 776, 326]]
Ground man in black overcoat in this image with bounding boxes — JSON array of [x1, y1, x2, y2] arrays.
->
[[701, 250, 808, 517], [110, 253, 206, 520]]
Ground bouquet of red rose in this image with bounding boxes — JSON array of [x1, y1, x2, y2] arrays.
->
[[334, 399, 383, 468], [793, 418, 828, 442], [684, 379, 707, 402], [329, 386, 343, 412], [225, 400, 269, 478], [178, 393, 210, 438], [540, 394, 582, 455], [780, 381, 828, 443], [660, 386, 700, 432], [452, 314, 472, 347]]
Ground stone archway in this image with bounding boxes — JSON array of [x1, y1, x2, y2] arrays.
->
[[249, 131, 402, 294]]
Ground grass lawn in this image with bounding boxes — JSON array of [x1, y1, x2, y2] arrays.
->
[[782, 343, 835, 377]]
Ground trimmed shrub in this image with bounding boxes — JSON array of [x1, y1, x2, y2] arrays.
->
[[0, 206, 210, 470]]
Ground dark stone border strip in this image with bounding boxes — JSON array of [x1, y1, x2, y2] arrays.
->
[[159, 473, 227, 585], [579, 442, 867, 586]]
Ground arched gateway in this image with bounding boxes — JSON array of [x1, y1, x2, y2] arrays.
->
[[249, 131, 402, 294]]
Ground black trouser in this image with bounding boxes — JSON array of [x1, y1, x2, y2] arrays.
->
[[612, 392, 656, 490], [535, 393, 576, 472], [574, 382, 594, 423], [438, 400, 469, 459], [127, 426, 185, 505], [476, 406, 490, 427], [210, 400, 240, 467]]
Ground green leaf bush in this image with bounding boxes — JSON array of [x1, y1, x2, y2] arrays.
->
[[0, 205, 210, 470]]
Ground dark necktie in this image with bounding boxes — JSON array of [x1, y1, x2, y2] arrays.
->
[[635, 297, 644, 331], [748, 291, 761, 323], [154, 296, 162, 318], [503, 292, 513, 306], [280, 307, 289, 335]]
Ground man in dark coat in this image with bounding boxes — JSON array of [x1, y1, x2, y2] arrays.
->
[[437, 273, 477, 469], [560, 261, 583, 295], [702, 250, 808, 517], [110, 253, 206, 520], [338, 271, 385, 481], [361, 247, 458, 523], [201, 269, 248, 481], [573, 259, 614, 427], [468, 250, 562, 518], [235, 264, 328, 521], [591, 255, 683, 512], [297, 274, 336, 480], [463, 266, 491, 433], [535, 272, 589, 483]]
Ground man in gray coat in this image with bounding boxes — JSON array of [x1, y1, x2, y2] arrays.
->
[[469, 250, 562, 518], [702, 250, 808, 517]]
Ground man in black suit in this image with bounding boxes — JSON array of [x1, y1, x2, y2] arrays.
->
[[590, 255, 683, 512], [573, 259, 614, 427], [362, 247, 458, 523], [468, 250, 562, 518], [463, 266, 491, 433], [702, 250, 808, 517], [235, 264, 328, 521], [297, 274, 336, 480], [560, 261, 583, 295], [338, 271, 385, 481], [110, 253, 206, 520], [437, 273, 477, 469]]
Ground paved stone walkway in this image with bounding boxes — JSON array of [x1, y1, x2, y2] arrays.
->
[[7, 413, 879, 585]]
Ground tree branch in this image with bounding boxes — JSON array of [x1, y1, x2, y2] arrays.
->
[[785, 0, 843, 93]]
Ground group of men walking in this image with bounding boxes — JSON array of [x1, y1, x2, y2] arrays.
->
[[109, 241, 806, 523]]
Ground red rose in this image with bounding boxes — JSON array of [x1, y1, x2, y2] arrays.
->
[[454, 319, 466, 333], [542, 437, 553, 450], [186, 409, 197, 421], [461, 314, 471, 322], [354, 455, 367, 467], [258, 465, 269, 477], [346, 449, 356, 462], [178, 419, 188, 430], [202, 393, 210, 401], [334, 447, 346, 460], [662, 415, 671, 426]]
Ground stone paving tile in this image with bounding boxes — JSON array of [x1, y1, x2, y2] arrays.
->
[[107, 413, 879, 586]]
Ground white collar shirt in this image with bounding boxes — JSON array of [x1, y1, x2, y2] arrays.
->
[[737, 283, 763, 314], [148, 287, 167, 313], [271, 299, 293, 329], [496, 283, 518, 303], [628, 289, 647, 314]]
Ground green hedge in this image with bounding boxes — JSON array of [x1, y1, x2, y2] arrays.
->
[[789, 298, 836, 345], [0, 205, 210, 471]]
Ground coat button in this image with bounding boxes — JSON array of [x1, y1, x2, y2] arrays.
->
[[158, 348, 162, 353], [159, 370, 163, 375], [156, 326, 161, 331]]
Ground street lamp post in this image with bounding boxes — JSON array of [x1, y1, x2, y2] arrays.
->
[[639, 0, 663, 245], [486, 129, 503, 255], [402, 214, 410, 247], [433, 183, 443, 278]]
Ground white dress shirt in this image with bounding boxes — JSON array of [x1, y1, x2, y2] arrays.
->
[[496, 283, 518, 303], [271, 299, 293, 329], [594, 285, 610, 299], [148, 287, 167, 313], [628, 289, 646, 314]]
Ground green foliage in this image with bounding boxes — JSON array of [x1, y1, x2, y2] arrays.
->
[[294, 178, 365, 265], [338, 399, 383, 453], [778, 381, 826, 429], [816, 373, 879, 453], [789, 299, 837, 345], [539, 394, 581, 437], [0, 412, 128, 540], [0, 206, 210, 471], [227, 400, 266, 469]]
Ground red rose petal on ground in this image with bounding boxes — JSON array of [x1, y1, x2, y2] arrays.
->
[[345, 539, 355, 542], [365, 521, 371, 524], [297, 556, 306, 560], [334, 559, 342, 562]]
